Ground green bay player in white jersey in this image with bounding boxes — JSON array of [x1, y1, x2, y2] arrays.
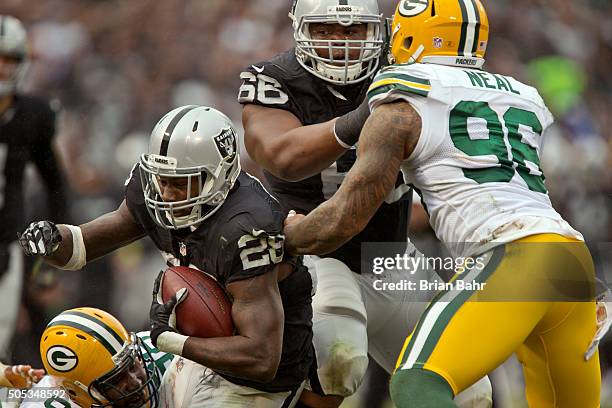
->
[[21, 308, 172, 408], [284, 0, 601, 407]]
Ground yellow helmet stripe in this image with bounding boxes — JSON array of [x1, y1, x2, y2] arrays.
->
[[457, 0, 481, 56], [48, 312, 125, 355]]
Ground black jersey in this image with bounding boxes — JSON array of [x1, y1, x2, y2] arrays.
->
[[239, 49, 411, 273], [125, 168, 313, 393], [0, 94, 66, 244]]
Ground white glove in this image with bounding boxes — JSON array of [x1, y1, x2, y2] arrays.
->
[[585, 285, 612, 361]]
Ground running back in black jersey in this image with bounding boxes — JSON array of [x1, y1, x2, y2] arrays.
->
[[0, 94, 66, 244], [238, 49, 412, 273], [125, 167, 313, 393]]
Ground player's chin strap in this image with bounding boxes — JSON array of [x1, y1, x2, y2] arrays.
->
[[60, 224, 87, 270]]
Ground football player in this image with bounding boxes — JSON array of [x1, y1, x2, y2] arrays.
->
[[283, 0, 601, 407], [0, 14, 66, 357], [18, 106, 314, 407], [20, 307, 171, 408], [239, 1, 490, 407]]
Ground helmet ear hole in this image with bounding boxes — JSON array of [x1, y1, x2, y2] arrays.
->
[[404, 36, 413, 49], [431, 0, 436, 16]]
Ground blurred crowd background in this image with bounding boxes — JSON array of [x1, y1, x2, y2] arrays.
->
[[0, 0, 610, 406]]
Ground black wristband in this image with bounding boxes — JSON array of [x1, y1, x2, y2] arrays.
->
[[333, 99, 371, 147]]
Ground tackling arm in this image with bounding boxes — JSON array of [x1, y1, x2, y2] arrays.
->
[[242, 104, 347, 182], [284, 101, 421, 255], [180, 266, 285, 382], [0, 362, 44, 388]]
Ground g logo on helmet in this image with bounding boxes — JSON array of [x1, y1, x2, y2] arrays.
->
[[47, 346, 78, 372], [398, 0, 429, 17]]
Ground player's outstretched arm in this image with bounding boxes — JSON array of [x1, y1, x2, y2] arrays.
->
[[284, 101, 421, 255], [0, 362, 45, 388], [242, 102, 368, 182], [154, 266, 285, 382], [18, 199, 146, 269]]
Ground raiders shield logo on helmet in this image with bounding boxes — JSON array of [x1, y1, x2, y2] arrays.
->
[[214, 127, 237, 159], [398, 0, 429, 17]]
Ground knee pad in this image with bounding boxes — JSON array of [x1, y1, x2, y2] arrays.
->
[[307, 256, 367, 323], [315, 335, 369, 397], [305, 256, 369, 397], [454, 376, 493, 408]]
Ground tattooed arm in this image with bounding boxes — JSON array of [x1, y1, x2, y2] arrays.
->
[[284, 100, 422, 255]]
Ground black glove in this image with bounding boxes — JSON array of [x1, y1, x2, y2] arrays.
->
[[149, 270, 188, 347], [333, 98, 371, 147], [18, 221, 62, 256]]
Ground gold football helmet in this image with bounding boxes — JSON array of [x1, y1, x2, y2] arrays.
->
[[389, 0, 489, 68], [41, 307, 160, 407]]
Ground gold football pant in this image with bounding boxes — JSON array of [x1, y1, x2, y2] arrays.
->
[[395, 234, 600, 408]]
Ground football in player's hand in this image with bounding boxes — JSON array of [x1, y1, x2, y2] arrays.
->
[[161, 266, 234, 338]]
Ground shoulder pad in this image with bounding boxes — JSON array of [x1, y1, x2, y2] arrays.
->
[[368, 65, 432, 99]]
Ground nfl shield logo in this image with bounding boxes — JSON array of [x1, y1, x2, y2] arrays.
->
[[179, 242, 187, 257], [433, 37, 443, 48]]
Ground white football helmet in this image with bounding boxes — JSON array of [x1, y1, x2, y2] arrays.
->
[[289, 0, 384, 85], [0, 15, 28, 97], [140, 106, 241, 229]]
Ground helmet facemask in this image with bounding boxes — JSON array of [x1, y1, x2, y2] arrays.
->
[[0, 55, 26, 97], [89, 335, 161, 408], [0, 15, 28, 97], [140, 150, 240, 230], [291, 6, 383, 85]]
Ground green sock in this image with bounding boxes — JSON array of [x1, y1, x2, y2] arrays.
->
[[390, 368, 457, 408]]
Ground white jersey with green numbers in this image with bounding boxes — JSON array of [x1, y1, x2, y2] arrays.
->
[[367, 63, 582, 257], [19, 331, 173, 408]]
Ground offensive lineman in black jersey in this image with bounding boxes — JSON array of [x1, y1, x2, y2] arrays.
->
[[239, 1, 492, 407], [0, 15, 66, 358], [18, 106, 314, 407]]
